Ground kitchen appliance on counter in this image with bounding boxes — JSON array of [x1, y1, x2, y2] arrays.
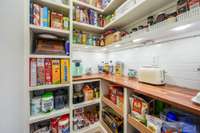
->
[[72, 60, 83, 77], [138, 66, 166, 85]]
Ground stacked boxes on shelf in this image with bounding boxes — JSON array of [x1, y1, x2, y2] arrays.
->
[[30, 58, 70, 87], [30, 2, 69, 30]]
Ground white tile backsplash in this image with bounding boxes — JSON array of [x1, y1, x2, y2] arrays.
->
[[72, 36, 200, 90], [107, 36, 200, 90]]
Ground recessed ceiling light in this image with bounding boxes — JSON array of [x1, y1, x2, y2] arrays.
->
[[172, 24, 192, 31], [132, 38, 143, 43]]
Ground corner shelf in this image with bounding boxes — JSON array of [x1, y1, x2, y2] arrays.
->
[[29, 83, 70, 91], [29, 24, 70, 37], [73, 21, 104, 33], [29, 107, 70, 124], [103, 0, 125, 14], [104, 0, 174, 29], [72, 99, 100, 109], [102, 96, 123, 117], [128, 115, 152, 133]]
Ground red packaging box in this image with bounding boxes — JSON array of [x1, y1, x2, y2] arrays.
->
[[44, 58, 52, 85]]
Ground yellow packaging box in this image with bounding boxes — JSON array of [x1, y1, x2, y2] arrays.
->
[[52, 59, 61, 84], [61, 59, 70, 84]]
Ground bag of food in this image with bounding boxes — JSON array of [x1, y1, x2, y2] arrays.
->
[[146, 115, 163, 133]]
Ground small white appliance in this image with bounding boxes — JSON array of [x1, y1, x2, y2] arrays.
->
[[138, 66, 166, 85]]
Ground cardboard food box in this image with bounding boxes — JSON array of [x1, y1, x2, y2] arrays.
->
[[105, 31, 121, 45], [30, 58, 37, 87], [44, 58, 52, 85], [52, 59, 61, 84], [35, 39, 65, 54], [37, 58, 45, 85], [51, 12, 63, 29], [61, 59, 70, 84]]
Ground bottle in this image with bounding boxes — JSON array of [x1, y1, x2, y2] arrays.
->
[[109, 60, 114, 75], [76, 6, 80, 22], [98, 61, 104, 73]]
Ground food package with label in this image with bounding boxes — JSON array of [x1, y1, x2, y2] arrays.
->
[[83, 85, 94, 101], [129, 94, 154, 124]]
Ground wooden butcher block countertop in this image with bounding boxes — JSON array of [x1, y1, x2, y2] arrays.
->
[[73, 74, 200, 115]]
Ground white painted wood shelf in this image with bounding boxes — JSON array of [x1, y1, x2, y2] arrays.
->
[[29, 54, 70, 59], [29, 83, 70, 91], [29, 24, 70, 37], [73, 21, 104, 33], [72, 44, 102, 52], [72, 99, 100, 109], [103, 0, 125, 14], [104, 0, 174, 29], [29, 107, 70, 124], [34, 0, 70, 12], [73, 121, 101, 133], [73, 0, 103, 13]]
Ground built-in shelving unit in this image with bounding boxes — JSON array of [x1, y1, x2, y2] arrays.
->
[[25, 0, 73, 132], [24, 0, 200, 132]]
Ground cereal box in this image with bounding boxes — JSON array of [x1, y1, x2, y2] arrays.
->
[[37, 58, 45, 85], [52, 59, 61, 84], [30, 58, 37, 87], [51, 12, 63, 29], [44, 58, 52, 85], [61, 59, 70, 84]]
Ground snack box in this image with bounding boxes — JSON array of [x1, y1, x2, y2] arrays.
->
[[61, 59, 70, 84], [30, 58, 37, 87], [51, 12, 63, 29], [44, 58, 52, 85], [33, 3, 41, 26], [52, 59, 61, 84], [40, 6, 49, 27], [37, 58, 45, 85]]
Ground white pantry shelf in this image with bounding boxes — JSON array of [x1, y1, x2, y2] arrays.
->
[[29, 107, 70, 124], [29, 54, 70, 59], [71, 44, 102, 52], [29, 24, 70, 37], [34, 0, 70, 12], [104, 0, 174, 29], [103, 0, 125, 14], [29, 83, 70, 91], [72, 99, 100, 109], [73, 0, 103, 13], [73, 21, 104, 33], [73, 121, 101, 133]]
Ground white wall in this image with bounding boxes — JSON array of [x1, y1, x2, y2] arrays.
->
[[0, 0, 25, 133], [107, 36, 200, 90], [72, 51, 106, 74]]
